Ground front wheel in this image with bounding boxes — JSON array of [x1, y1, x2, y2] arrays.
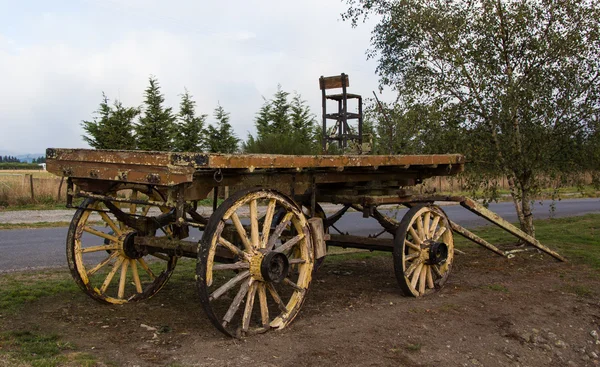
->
[[66, 186, 177, 304]]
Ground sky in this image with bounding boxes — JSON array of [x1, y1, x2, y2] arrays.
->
[[0, 0, 387, 155]]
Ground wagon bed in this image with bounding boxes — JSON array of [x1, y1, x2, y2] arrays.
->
[[46, 148, 465, 186]]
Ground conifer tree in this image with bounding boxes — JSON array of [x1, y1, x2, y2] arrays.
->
[[206, 104, 239, 153], [174, 90, 207, 152], [82, 93, 138, 150], [136, 76, 176, 151], [82, 93, 112, 149]]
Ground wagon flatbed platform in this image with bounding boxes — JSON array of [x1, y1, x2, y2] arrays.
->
[[46, 148, 465, 187]]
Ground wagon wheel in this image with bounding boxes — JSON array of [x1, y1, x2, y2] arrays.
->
[[66, 186, 177, 305], [197, 188, 314, 337], [393, 205, 454, 297]]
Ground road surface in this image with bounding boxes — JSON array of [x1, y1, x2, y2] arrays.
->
[[0, 198, 598, 272]]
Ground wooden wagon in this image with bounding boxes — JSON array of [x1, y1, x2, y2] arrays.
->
[[46, 148, 564, 337]]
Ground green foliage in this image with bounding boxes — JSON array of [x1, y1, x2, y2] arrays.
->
[[0, 331, 96, 367], [344, 0, 600, 235], [174, 89, 207, 152], [206, 104, 239, 153], [136, 76, 176, 151], [244, 85, 318, 154], [82, 93, 138, 150]]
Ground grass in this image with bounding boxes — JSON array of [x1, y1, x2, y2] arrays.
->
[[454, 213, 600, 269], [0, 331, 96, 367], [0, 270, 80, 313]]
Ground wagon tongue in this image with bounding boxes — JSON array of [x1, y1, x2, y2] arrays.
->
[[427, 241, 448, 265]]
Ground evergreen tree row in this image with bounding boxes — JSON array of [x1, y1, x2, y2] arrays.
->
[[82, 77, 239, 153], [82, 78, 319, 154]]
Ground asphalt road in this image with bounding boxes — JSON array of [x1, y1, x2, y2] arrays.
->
[[0, 198, 598, 273]]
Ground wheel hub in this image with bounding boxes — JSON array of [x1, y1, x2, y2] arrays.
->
[[118, 231, 145, 259], [426, 241, 448, 265], [250, 252, 289, 283]]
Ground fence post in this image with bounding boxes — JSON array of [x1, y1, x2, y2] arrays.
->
[[28, 174, 35, 201]]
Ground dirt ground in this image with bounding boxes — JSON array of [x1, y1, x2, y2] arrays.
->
[[2, 245, 600, 367]]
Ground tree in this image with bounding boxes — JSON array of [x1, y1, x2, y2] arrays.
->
[[206, 104, 239, 153], [82, 93, 112, 149], [136, 76, 176, 151], [244, 86, 318, 154], [344, 0, 600, 236], [82, 93, 138, 150], [174, 89, 207, 152]]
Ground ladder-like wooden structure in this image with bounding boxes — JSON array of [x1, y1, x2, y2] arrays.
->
[[319, 73, 364, 153]]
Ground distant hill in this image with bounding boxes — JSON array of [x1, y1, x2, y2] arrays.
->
[[0, 151, 45, 163]]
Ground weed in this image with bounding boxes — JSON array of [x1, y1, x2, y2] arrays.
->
[[405, 343, 422, 352], [487, 284, 509, 292]]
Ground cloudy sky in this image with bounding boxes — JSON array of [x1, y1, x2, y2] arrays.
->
[[0, 0, 386, 155]]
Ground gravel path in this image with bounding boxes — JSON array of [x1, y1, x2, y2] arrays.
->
[[0, 204, 350, 224]]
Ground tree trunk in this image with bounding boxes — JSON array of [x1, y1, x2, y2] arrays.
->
[[520, 186, 535, 237], [506, 174, 526, 231]]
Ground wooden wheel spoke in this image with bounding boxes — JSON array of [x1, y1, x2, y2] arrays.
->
[[266, 283, 288, 313], [432, 264, 443, 278], [137, 258, 156, 280], [83, 226, 118, 242], [118, 259, 130, 299], [80, 244, 118, 254], [404, 258, 423, 277], [141, 205, 151, 217], [258, 283, 270, 328], [210, 270, 250, 301], [410, 262, 424, 290], [87, 252, 118, 276], [222, 279, 251, 325], [100, 256, 125, 293], [408, 227, 422, 245], [131, 260, 143, 293], [405, 240, 420, 251], [274, 234, 304, 254], [283, 277, 304, 292], [433, 226, 447, 241], [429, 215, 441, 237], [260, 199, 277, 248], [230, 212, 253, 253], [99, 212, 122, 236], [249, 199, 259, 248], [426, 266, 434, 289], [288, 258, 306, 264], [267, 212, 293, 250], [218, 236, 246, 259], [416, 216, 425, 241], [405, 252, 419, 261], [418, 265, 427, 295], [241, 281, 257, 332], [212, 261, 250, 271], [423, 212, 431, 239]]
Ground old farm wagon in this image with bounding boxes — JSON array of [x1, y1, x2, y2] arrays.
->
[[45, 148, 564, 337], [45, 75, 564, 337]]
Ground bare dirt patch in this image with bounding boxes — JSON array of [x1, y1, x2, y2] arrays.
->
[[1, 246, 599, 367]]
